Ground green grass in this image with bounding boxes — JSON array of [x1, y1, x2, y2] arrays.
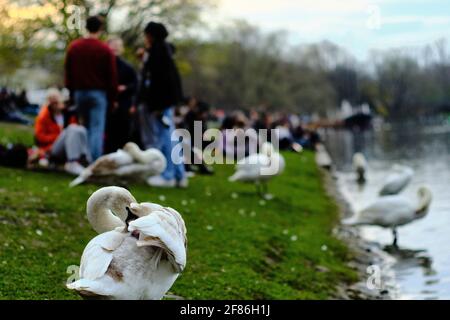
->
[[0, 122, 357, 299]]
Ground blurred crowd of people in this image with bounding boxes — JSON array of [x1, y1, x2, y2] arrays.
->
[[1, 15, 321, 188], [0, 87, 39, 125]]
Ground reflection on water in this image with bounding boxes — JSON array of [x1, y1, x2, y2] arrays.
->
[[323, 124, 450, 300]]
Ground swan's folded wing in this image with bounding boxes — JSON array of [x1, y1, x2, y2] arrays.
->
[[359, 197, 414, 225], [89, 150, 134, 176], [79, 231, 127, 281], [114, 163, 154, 177], [236, 154, 269, 170], [128, 208, 187, 272]]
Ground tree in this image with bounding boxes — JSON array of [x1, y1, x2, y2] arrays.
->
[[10, 0, 212, 46], [0, 0, 212, 85]]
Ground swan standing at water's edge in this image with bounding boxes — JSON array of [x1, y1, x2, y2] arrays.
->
[[67, 186, 187, 299], [315, 143, 332, 170], [379, 164, 414, 196], [343, 187, 432, 247], [352, 153, 367, 184]]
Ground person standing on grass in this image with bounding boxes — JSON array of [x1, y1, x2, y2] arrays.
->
[[64, 15, 118, 161], [104, 37, 139, 153], [137, 22, 187, 188]]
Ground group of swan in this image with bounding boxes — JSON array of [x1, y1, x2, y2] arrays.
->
[[347, 153, 432, 247], [229, 142, 286, 198], [67, 186, 187, 299], [69, 142, 166, 187]]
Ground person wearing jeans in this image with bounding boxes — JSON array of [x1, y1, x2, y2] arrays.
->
[[137, 22, 187, 188], [74, 90, 107, 161], [151, 108, 185, 184], [64, 16, 118, 160]]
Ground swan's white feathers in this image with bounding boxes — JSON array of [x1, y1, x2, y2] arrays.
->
[[66, 278, 112, 298], [356, 196, 416, 227], [380, 167, 414, 195], [128, 208, 187, 272], [230, 153, 284, 182], [69, 146, 166, 187], [115, 163, 158, 177], [68, 187, 187, 300], [79, 231, 127, 281], [236, 154, 270, 169]]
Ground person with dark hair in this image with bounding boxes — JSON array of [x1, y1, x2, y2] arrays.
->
[[137, 21, 187, 188], [64, 15, 118, 160], [104, 37, 138, 153]]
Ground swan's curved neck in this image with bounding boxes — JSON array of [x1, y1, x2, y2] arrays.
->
[[87, 188, 135, 234], [128, 148, 145, 163], [88, 200, 124, 234]]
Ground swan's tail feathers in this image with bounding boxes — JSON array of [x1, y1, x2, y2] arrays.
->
[[228, 172, 242, 182], [69, 169, 92, 187], [69, 176, 85, 187], [67, 279, 110, 299]]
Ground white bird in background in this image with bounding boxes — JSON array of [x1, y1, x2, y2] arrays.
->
[[69, 142, 166, 187], [315, 143, 332, 170], [379, 164, 414, 196], [344, 187, 432, 247], [67, 186, 187, 300], [352, 152, 367, 184], [229, 142, 285, 198]]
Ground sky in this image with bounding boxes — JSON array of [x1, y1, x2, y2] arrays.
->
[[206, 0, 450, 60]]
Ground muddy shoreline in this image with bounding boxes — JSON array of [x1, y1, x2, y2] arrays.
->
[[321, 169, 399, 300]]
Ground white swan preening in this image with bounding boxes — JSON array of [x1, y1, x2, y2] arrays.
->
[[344, 187, 432, 247], [69, 142, 166, 187], [379, 164, 414, 196], [67, 186, 187, 299], [352, 152, 367, 184], [315, 143, 332, 170], [229, 142, 285, 197]]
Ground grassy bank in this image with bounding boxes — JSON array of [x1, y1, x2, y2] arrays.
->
[[0, 122, 357, 299]]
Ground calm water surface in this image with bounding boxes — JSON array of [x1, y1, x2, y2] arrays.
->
[[323, 124, 450, 300]]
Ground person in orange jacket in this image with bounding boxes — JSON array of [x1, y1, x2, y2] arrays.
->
[[35, 89, 91, 175]]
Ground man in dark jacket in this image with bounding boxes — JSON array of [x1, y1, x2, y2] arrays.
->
[[138, 22, 187, 188], [104, 37, 138, 153]]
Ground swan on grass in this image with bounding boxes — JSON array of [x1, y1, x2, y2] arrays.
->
[[379, 164, 414, 196], [67, 186, 187, 300], [344, 187, 432, 247], [352, 152, 367, 184], [229, 142, 285, 198], [69, 142, 166, 187]]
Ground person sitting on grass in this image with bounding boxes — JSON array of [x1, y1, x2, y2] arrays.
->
[[34, 88, 91, 175]]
